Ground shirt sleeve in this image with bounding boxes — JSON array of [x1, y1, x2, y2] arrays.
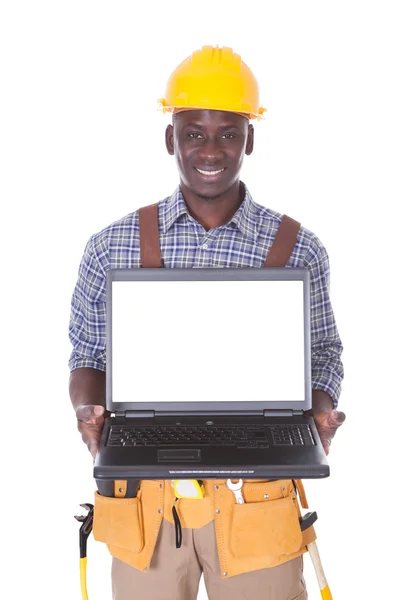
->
[[305, 237, 344, 408], [68, 235, 108, 372]]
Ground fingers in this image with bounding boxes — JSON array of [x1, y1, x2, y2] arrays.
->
[[314, 409, 346, 455], [88, 439, 100, 460], [81, 425, 102, 458], [315, 409, 346, 431], [327, 409, 346, 427], [320, 436, 332, 456], [76, 405, 105, 457], [76, 404, 105, 424]]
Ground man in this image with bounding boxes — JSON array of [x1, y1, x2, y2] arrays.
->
[[69, 45, 345, 600]]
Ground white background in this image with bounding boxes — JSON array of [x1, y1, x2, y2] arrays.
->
[[1, 1, 399, 599]]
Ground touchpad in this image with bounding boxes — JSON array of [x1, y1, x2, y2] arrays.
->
[[158, 449, 201, 462]]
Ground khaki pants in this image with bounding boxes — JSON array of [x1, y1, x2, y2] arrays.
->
[[112, 519, 307, 600]]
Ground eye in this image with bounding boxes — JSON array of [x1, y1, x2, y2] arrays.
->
[[188, 132, 203, 139], [221, 133, 235, 140]]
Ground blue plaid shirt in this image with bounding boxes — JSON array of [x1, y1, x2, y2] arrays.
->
[[69, 183, 344, 406]]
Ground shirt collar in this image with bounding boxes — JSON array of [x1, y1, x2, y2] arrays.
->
[[161, 187, 189, 234], [229, 183, 260, 243], [161, 182, 261, 243]]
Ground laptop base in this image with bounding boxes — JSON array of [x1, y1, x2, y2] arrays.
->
[[94, 415, 329, 482]]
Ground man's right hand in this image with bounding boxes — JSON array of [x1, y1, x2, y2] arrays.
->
[[76, 404, 106, 459]]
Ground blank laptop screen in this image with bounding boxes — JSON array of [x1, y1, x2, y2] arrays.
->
[[111, 279, 306, 404]]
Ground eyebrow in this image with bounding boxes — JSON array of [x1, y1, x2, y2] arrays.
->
[[181, 123, 243, 131]]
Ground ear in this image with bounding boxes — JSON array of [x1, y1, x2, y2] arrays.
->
[[165, 124, 174, 155], [245, 124, 254, 155]]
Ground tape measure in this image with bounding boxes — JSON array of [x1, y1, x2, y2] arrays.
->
[[171, 479, 205, 499]]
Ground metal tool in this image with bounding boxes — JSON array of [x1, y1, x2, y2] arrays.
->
[[226, 478, 245, 503], [75, 503, 94, 600], [300, 511, 333, 600]]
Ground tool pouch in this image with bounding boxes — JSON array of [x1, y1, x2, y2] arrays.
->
[[92, 480, 165, 572], [93, 492, 144, 553], [215, 479, 314, 577], [230, 493, 302, 557]]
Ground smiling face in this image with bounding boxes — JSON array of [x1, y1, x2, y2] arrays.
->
[[165, 110, 254, 201]]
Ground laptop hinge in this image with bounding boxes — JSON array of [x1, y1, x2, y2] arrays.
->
[[263, 409, 304, 417], [115, 410, 155, 418], [155, 410, 264, 417]]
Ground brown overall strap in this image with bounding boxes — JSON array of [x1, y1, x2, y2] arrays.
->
[[263, 215, 301, 267], [139, 203, 162, 268], [138, 204, 300, 268]]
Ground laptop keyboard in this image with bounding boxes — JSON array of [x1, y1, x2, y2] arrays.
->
[[107, 424, 315, 449]]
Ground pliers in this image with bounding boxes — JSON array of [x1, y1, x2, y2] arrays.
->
[[74, 503, 94, 600]]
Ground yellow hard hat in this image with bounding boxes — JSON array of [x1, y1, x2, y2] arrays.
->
[[159, 45, 266, 120]]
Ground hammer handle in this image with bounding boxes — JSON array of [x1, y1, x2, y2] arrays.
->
[[307, 541, 333, 600]]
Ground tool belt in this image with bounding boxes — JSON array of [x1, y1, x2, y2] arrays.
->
[[93, 479, 316, 578]]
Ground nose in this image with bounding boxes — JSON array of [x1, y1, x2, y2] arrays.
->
[[197, 139, 224, 164]]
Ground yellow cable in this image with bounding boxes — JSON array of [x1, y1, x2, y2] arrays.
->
[[80, 557, 88, 600]]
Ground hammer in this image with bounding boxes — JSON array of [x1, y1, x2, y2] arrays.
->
[[300, 512, 333, 600]]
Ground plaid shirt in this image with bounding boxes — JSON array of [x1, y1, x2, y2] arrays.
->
[[69, 183, 344, 406]]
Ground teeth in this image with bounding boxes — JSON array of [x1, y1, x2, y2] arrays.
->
[[196, 168, 224, 176]]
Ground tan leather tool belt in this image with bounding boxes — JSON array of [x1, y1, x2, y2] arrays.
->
[[93, 479, 316, 578]]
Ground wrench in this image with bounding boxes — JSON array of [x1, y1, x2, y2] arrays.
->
[[226, 478, 245, 504]]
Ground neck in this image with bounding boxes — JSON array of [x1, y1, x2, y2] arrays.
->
[[180, 181, 244, 231]]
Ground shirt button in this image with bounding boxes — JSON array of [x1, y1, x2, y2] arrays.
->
[[202, 243, 208, 249]]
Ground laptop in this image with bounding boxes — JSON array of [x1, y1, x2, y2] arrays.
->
[[94, 267, 329, 490]]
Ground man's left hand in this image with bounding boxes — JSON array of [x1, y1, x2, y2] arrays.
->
[[314, 409, 346, 455]]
